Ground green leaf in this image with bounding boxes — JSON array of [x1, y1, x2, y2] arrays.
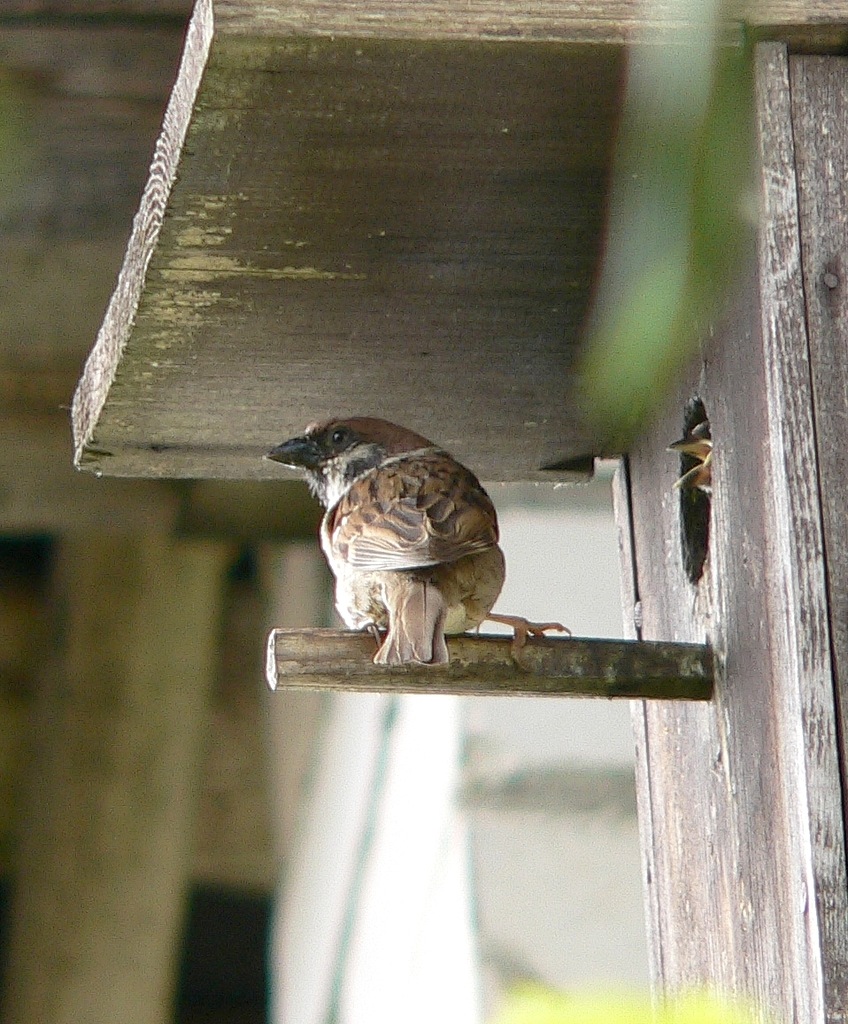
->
[[491, 985, 764, 1024]]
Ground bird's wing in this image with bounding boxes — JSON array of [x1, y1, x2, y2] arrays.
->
[[328, 455, 499, 572]]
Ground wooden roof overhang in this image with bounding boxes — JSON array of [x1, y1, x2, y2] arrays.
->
[[71, 1, 848, 482]]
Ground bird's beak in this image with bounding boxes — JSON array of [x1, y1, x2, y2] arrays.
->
[[667, 437, 712, 460], [265, 435, 322, 470]]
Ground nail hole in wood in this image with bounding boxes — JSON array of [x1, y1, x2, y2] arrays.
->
[[677, 397, 711, 585]]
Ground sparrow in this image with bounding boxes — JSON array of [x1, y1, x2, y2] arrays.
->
[[266, 417, 567, 665], [668, 419, 712, 493]]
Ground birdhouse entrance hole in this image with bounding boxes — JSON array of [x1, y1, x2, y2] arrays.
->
[[677, 397, 711, 584]]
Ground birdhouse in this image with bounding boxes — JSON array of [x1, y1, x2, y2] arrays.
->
[[6, 0, 848, 1021], [70, 1, 848, 1019]]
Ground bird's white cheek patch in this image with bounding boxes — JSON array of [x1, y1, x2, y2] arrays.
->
[[319, 460, 349, 509]]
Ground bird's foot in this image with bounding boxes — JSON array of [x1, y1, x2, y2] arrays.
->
[[365, 624, 384, 654], [485, 613, 571, 665]]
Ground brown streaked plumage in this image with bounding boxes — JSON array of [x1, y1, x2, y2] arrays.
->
[[266, 416, 567, 665]]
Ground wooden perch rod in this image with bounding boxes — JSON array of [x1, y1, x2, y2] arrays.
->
[[266, 629, 714, 699]]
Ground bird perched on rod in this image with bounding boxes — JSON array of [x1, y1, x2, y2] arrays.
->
[[266, 417, 566, 665]]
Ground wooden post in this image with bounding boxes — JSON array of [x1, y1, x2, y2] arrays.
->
[[2, 533, 226, 1024], [259, 543, 332, 865], [614, 43, 848, 1022]]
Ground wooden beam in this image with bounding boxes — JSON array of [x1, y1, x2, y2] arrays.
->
[[190, 544, 277, 892], [211, 1, 848, 46], [0, 410, 179, 533], [2, 533, 227, 1024], [790, 49, 848, 1012], [260, 545, 333, 866], [0, 407, 321, 537], [71, 0, 216, 473], [69, 0, 848, 483], [265, 629, 713, 699], [3, 2, 848, 43], [614, 42, 848, 1021], [70, 0, 623, 481]]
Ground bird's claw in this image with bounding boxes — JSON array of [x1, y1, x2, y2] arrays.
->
[[485, 613, 571, 666], [365, 624, 383, 652]]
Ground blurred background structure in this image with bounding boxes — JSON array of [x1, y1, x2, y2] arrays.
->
[[0, 4, 645, 1022], [9, 3, 848, 1024]]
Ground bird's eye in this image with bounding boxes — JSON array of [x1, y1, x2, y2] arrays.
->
[[331, 428, 349, 446]]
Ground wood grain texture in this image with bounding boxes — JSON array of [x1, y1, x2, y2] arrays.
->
[[266, 629, 714, 699], [754, 49, 848, 1020], [4, 0, 848, 38], [213, 1, 848, 44], [66, 0, 848, 481], [615, 42, 848, 1023], [215, 0, 696, 43], [791, 53, 848, 1020], [71, 0, 214, 469], [72, 0, 848, 481], [612, 458, 668, 983], [71, 17, 621, 480]]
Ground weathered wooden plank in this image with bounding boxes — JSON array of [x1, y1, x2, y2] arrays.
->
[[71, 0, 622, 481], [615, 41, 848, 1023], [260, 545, 332, 864], [790, 52, 848, 1018], [3, 0, 848, 40], [0, 25, 189, 250], [72, 0, 848, 482], [611, 458, 667, 984], [66, 0, 848, 482], [753, 49, 848, 1018], [266, 629, 713, 699], [71, 0, 214, 471], [214, 1, 848, 45]]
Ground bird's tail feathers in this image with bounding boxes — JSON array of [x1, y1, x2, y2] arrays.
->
[[375, 577, 448, 665]]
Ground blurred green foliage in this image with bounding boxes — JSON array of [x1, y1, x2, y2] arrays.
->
[[578, 1, 754, 449], [491, 984, 765, 1024]]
